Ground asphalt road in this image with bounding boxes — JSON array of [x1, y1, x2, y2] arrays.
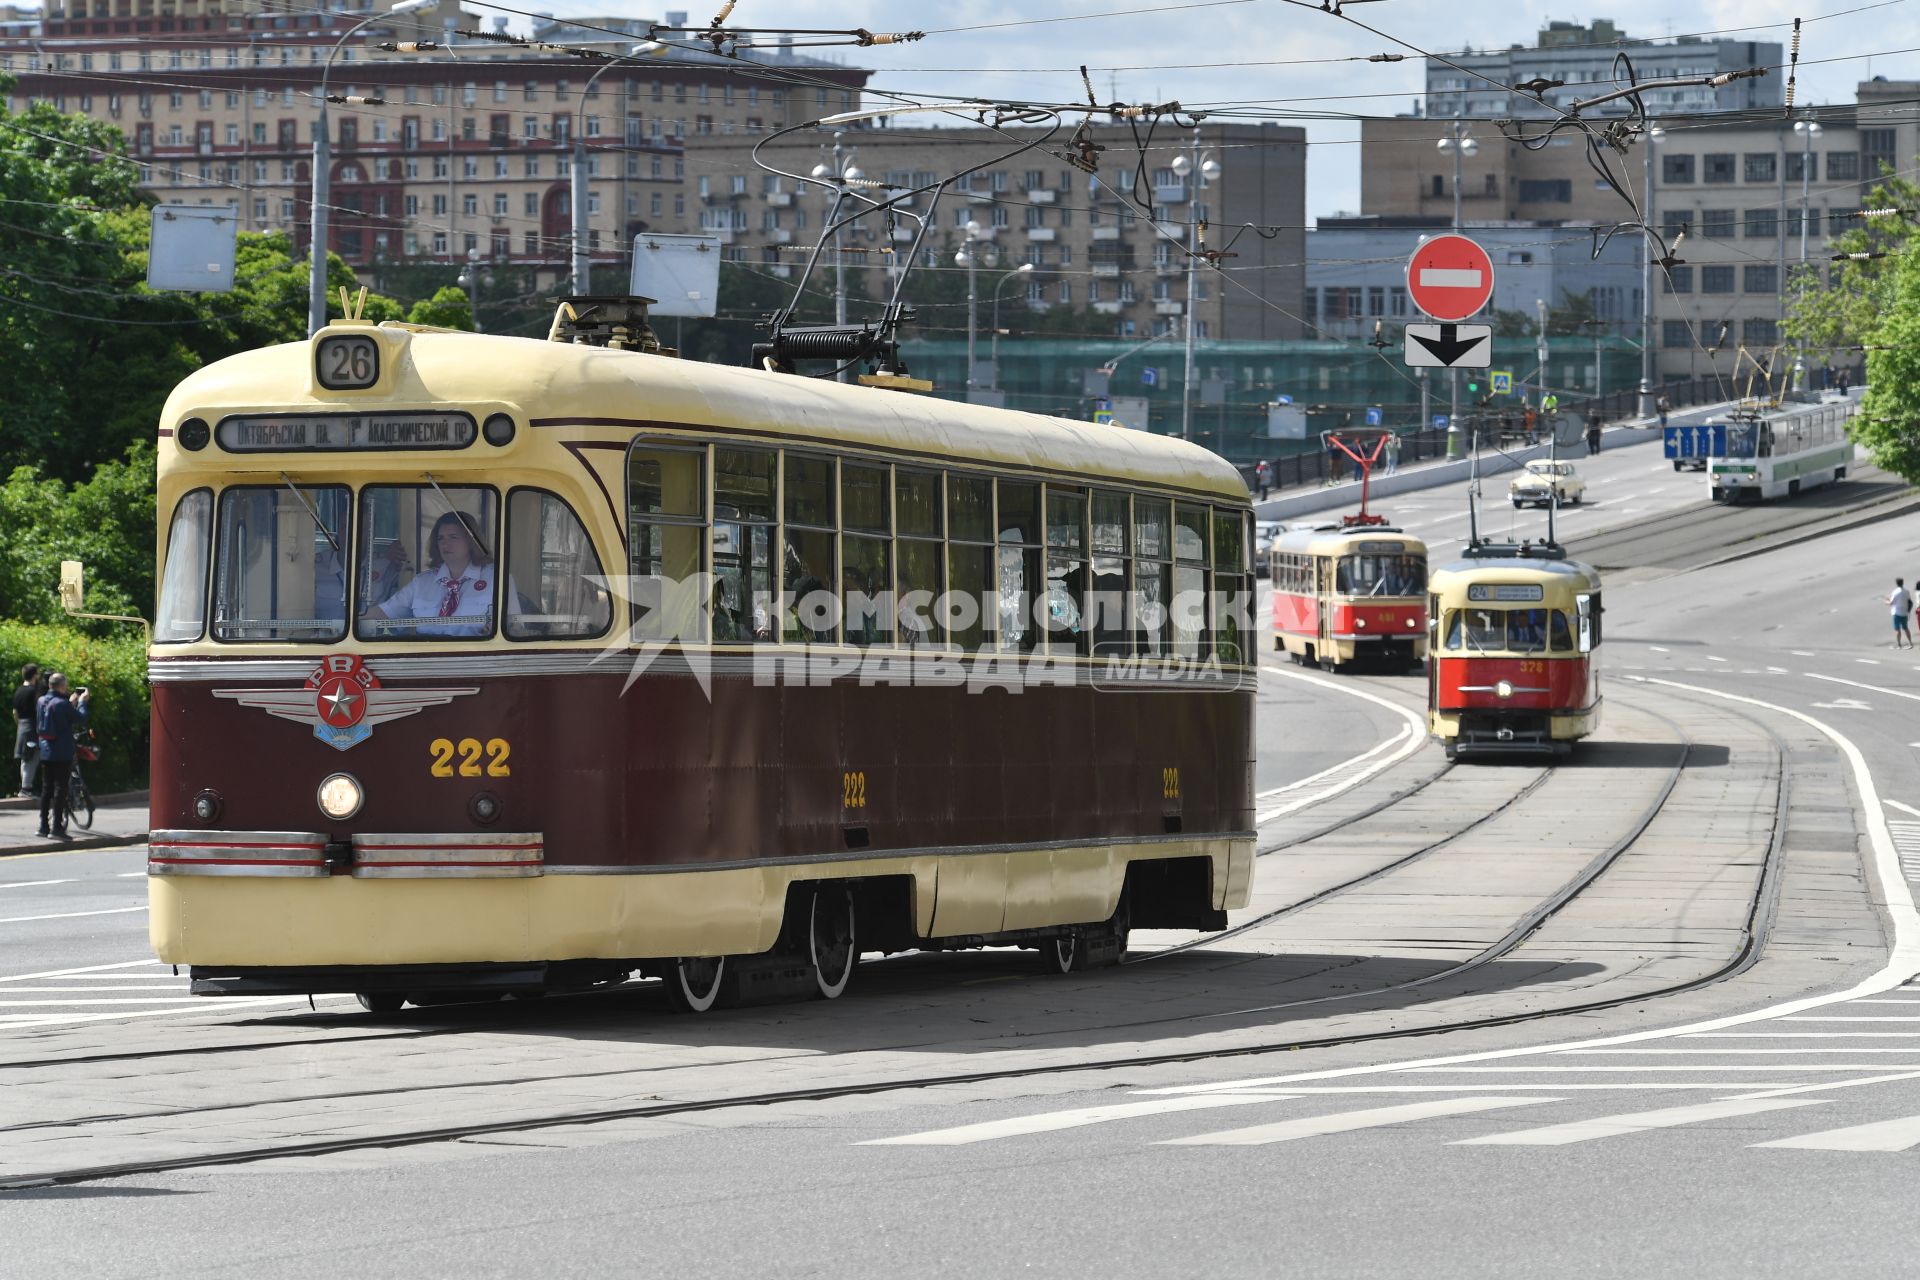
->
[[6, 460, 1920, 1277]]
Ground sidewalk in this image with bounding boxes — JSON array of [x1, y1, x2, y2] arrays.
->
[[0, 791, 148, 857]]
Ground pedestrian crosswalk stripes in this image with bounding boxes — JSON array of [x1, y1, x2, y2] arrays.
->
[[1754, 1114, 1920, 1152], [1159, 1097, 1551, 1147], [859, 1093, 1296, 1146], [1889, 820, 1920, 881], [1449, 1098, 1827, 1147]]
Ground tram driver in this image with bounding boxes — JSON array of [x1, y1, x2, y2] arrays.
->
[[361, 511, 519, 638]]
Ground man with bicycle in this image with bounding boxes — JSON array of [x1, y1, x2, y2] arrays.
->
[[36, 673, 88, 841]]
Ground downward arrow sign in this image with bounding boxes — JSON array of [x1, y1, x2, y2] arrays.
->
[[1410, 324, 1487, 366]]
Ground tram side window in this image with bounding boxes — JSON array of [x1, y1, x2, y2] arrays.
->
[[1045, 486, 1088, 655], [784, 453, 837, 644], [212, 485, 350, 643], [947, 473, 995, 651], [356, 486, 504, 640], [997, 480, 1042, 653], [1212, 508, 1247, 663], [156, 489, 212, 644], [625, 444, 706, 644], [842, 462, 892, 647], [1172, 503, 1209, 659], [1090, 490, 1129, 656], [1133, 497, 1172, 656], [504, 490, 611, 641], [897, 469, 943, 648], [712, 447, 776, 643], [1549, 610, 1573, 652]]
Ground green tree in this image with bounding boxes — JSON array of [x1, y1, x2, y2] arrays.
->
[[0, 442, 156, 625], [1855, 247, 1920, 480], [1784, 172, 1920, 356], [407, 285, 476, 330]]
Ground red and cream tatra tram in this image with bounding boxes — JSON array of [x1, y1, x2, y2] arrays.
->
[[1426, 542, 1602, 759], [1268, 524, 1428, 671], [143, 299, 1256, 1012]]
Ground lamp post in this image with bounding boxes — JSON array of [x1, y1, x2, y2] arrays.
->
[[1170, 139, 1221, 442], [572, 41, 666, 297], [989, 262, 1035, 393], [1640, 124, 1663, 415], [955, 219, 994, 401], [810, 134, 861, 381], [308, 0, 435, 336], [1792, 115, 1823, 389], [1436, 121, 1478, 458], [455, 245, 488, 332]]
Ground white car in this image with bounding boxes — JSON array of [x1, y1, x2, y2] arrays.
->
[[1254, 520, 1285, 577], [1509, 460, 1586, 508]]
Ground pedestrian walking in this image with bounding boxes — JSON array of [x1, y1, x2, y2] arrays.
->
[[12, 663, 43, 799], [1838, 367, 1852, 394], [1656, 394, 1670, 429], [1385, 432, 1401, 475], [1586, 412, 1603, 456], [1891, 578, 1914, 649], [1254, 458, 1272, 501], [34, 673, 88, 840], [1522, 405, 1537, 443]]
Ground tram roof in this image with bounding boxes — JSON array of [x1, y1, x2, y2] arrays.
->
[[1272, 524, 1425, 555], [1431, 553, 1601, 587], [159, 327, 1250, 503]]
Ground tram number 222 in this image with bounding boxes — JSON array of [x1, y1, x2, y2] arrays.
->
[[429, 737, 511, 778]]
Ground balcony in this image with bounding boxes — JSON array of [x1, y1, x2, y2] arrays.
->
[[1153, 182, 1187, 203], [1025, 226, 1055, 241], [892, 227, 916, 242], [1155, 262, 1182, 275], [1026, 188, 1056, 204], [1091, 226, 1121, 241], [767, 228, 792, 244], [1091, 263, 1122, 277], [1154, 300, 1184, 316], [1092, 300, 1123, 314], [766, 191, 792, 207]]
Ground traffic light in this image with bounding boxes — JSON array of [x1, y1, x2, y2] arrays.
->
[[1465, 379, 1480, 394]]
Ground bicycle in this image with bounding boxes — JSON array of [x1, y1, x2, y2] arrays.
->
[[67, 730, 97, 832]]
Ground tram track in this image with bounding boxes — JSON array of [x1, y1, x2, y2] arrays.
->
[[0, 686, 1802, 1191]]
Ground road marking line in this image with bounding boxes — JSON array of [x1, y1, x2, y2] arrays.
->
[[1768, 667, 1788, 674], [1148, 681, 1920, 1096], [1409, 1065, 1920, 1072], [0, 958, 163, 984], [0, 905, 146, 925], [860, 1093, 1295, 1146], [1808, 672, 1920, 704], [1885, 800, 1920, 820], [1707, 655, 1728, 663], [1452, 1099, 1827, 1146], [1731, 1069, 1920, 1100], [1792, 651, 1816, 657], [1256, 724, 1409, 800], [0, 998, 206, 1006], [1650, 646, 1671, 653], [1860, 659, 1883, 665], [0, 986, 181, 994], [0, 879, 78, 891], [1160, 1097, 1553, 1146], [0, 997, 325, 1029], [1779, 1017, 1920, 1023], [1755, 1115, 1920, 1151], [1254, 669, 1427, 824]]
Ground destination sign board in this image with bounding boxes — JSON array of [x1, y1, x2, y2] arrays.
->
[[1467, 583, 1544, 602], [215, 413, 476, 452]]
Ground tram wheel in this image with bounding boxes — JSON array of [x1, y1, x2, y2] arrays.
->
[[355, 992, 405, 1014], [1443, 741, 1459, 762], [808, 886, 858, 1000], [664, 955, 732, 1014]]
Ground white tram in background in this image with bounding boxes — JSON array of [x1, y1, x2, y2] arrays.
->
[[1710, 400, 1857, 503]]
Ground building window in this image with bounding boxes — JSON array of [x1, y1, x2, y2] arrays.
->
[[1661, 154, 1695, 184], [1517, 179, 1571, 203], [1743, 153, 1776, 183], [1785, 152, 1818, 183], [1743, 265, 1779, 293], [1701, 208, 1736, 239], [492, 193, 508, 217], [1703, 153, 1735, 183], [1662, 266, 1693, 293], [1662, 320, 1692, 348], [1828, 152, 1861, 182], [1701, 265, 1735, 293], [1743, 318, 1779, 345], [1743, 209, 1778, 238]]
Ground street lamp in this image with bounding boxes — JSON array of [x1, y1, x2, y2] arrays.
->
[[1792, 115, 1823, 389], [1171, 142, 1221, 443], [307, 0, 435, 336], [955, 218, 995, 400], [989, 262, 1036, 393], [1639, 124, 1664, 416], [572, 41, 667, 297], [1435, 122, 1478, 458], [810, 134, 862, 380], [455, 245, 489, 332]]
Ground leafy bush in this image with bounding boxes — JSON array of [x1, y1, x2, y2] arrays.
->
[[0, 621, 149, 793], [0, 442, 156, 628]]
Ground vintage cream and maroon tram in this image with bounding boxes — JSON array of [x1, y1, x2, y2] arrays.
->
[[143, 301, 1256, 1012], [1267, 524, 1428, 671], [1426, 542, 1602, 759]]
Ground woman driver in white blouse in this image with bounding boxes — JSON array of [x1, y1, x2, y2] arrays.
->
[[363, 511, 516, 637]]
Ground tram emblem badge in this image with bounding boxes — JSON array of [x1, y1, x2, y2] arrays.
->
[[211, 654, 479, 751]]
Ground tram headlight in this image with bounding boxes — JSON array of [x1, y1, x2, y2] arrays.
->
[[176, 418, 210, 451], [1495, 680, 1514, 699], [482, 413, 516, 447], [1355, 617, 1368, 628], [317, 772, 364, 821], [192, 789, 223, 823]]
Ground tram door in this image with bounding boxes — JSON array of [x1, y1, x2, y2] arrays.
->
[[1427, 591, 1441, 711], [1317, 555, 1337, 658]]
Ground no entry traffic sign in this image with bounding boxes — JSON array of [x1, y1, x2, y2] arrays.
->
[[1406, 234, 1495, 322]]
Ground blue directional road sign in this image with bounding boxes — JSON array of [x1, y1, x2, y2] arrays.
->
[[1663, 422, 1727, 460], [1141, 367, 1160, 387], [1365, 406, 1384, 426], [1433, 415, 1450, 430]]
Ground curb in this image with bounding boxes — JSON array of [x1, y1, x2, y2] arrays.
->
[[0, 831, 148, 859], [0, 790, 147, 813], [1696, 487, 1920, 572]]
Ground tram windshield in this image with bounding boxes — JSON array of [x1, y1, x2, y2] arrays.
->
[[1443, 606, 1574, 654], [211, 484, 351, 642], [1336, 553, 1426, 598]]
